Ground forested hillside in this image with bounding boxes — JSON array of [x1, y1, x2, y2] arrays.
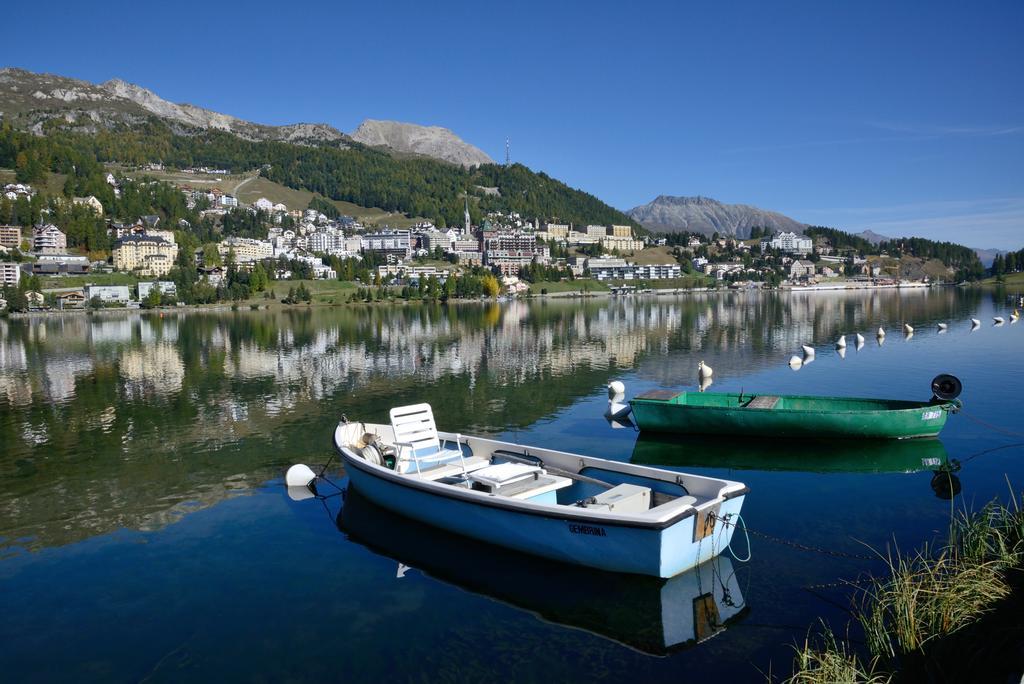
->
[[0, 120, 636, 229], [806, 225, 984, 280]]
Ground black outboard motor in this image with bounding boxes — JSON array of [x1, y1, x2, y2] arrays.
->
[[931, 374, 963, 403]]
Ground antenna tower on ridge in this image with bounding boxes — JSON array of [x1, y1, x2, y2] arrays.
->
[[505, 138, 510, 166]]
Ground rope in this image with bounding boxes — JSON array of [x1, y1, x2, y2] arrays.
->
[[961, 442, 1024, 464], [960, 409, 1024, 438], [725, 513, 752, 563], [712, 513, 878, 561]]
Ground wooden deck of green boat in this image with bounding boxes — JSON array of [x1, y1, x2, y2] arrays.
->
[[633, 390, 932, 412]]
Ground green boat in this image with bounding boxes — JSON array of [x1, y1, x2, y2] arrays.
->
[[629, 375, 962, 440]]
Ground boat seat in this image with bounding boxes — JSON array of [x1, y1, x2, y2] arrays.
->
[[416, 456, 491, 481], [745, 395, 780, 409], [469, 462, 543, 490]]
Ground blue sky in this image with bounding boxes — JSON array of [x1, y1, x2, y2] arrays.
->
[[5, 0, 1023, 247]]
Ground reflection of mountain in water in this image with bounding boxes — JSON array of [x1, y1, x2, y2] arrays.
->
[[0, 289, 979, 550], [337, 488, 748, 655]]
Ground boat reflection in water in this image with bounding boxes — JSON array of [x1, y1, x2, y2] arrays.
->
[[337, 488, 749, 656], [630, 434, 961, 499]]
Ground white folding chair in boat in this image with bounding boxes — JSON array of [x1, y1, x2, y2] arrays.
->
[[389, 403, 485, 479]]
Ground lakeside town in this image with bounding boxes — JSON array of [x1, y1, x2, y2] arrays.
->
[[0, 174, 963, 313]]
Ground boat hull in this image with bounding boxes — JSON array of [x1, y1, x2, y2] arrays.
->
[[630, 391, 954, 439], [344, 457, 743, 578]]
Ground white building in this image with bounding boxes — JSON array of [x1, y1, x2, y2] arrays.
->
[[635, 264, 682, 279], [32, 225, 68, 254], [219, 237, 273, 263], [253, 198, 275, 212], [762, 231, 813, 255], [0, 262, 20, 287], [85, 285, 132, 303], [138, 281, 177, 300], [361, 230, 412, 260], [586, 257, 633, 280]]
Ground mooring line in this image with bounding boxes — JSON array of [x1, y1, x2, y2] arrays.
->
[[713, 513, 878, 561], [960, 409, 1024, 438]]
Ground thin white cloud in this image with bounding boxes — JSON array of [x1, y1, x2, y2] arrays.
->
[[869, 121, 1024, 137]]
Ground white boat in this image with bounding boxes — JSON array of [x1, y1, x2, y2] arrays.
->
[[320, 403, 748, 578]]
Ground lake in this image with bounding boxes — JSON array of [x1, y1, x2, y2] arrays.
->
[[2, 289, 1022, 681]]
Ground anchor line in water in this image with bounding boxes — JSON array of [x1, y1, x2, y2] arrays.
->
[[959, 410, 1024, 439], [961, 442, 1024, 464], [711, 514, 878, 561]]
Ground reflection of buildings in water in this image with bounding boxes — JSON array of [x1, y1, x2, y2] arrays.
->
[[0, 288, 976, 418], [42, 356, 94, 403], [139, 317, 179, 345], [89, 318, 133, 345], [119, 342, 185, 398]]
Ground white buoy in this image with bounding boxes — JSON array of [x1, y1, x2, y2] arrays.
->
[[937, 323, 948, 331], [971, 318, 980, 327], [837, 346, 847, 359], [877, 327, 886, 338], [607, 380, 626, 399], [855, 333, 865, 345], [699, 376, 714, 392], [801, 344, 816, 358], [836, 335, 847, 349], [994, 316, 1005, 324], [604, 401, 632, 420], [286, 463, 317, 488], [698, 361, 713, 380], [903, 323, 914, 334], [788, 355, 803, 369]]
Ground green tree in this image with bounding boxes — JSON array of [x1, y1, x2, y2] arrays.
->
[[141, 286, 162, 309]]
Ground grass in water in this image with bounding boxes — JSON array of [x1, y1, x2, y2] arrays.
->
[[785, 490, 1024, 683], [787, 624, 890, 684]]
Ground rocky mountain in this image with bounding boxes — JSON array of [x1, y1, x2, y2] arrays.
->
[[0, 68, 348, 145], [351, 119, 494, 167], [626, 195, 805, 238], [856, 229, 891, 245], [1, 68, 496, 165], [973, 247, 1006, 268]]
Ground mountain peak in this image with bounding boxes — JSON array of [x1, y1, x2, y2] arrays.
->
[[628, 195, 804, 237], [351, 119, 494, 167]]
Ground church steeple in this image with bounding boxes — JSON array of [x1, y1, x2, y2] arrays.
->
[[464, 194, 471, 233]]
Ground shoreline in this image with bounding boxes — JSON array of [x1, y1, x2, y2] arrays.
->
[[5, 281, 950, 318]]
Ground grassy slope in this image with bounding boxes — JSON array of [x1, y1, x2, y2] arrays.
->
[[126, 167, 426, 227], [40, 273, 139, 290], [630, 246, 679, 265], [267, 279, 356, 304], [0, 168, 69, 195], [980, 272, 1024, 286], [527, 280, 609, 294]]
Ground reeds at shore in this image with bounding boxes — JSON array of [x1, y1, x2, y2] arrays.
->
[[786, 492, 1024, 683]]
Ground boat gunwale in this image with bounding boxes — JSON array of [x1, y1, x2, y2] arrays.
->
[[336, 434, 747, 531], [630, 391, 954, 416]]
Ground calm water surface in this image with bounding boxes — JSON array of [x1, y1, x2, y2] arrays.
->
[[2, 289, 1022, 681]]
